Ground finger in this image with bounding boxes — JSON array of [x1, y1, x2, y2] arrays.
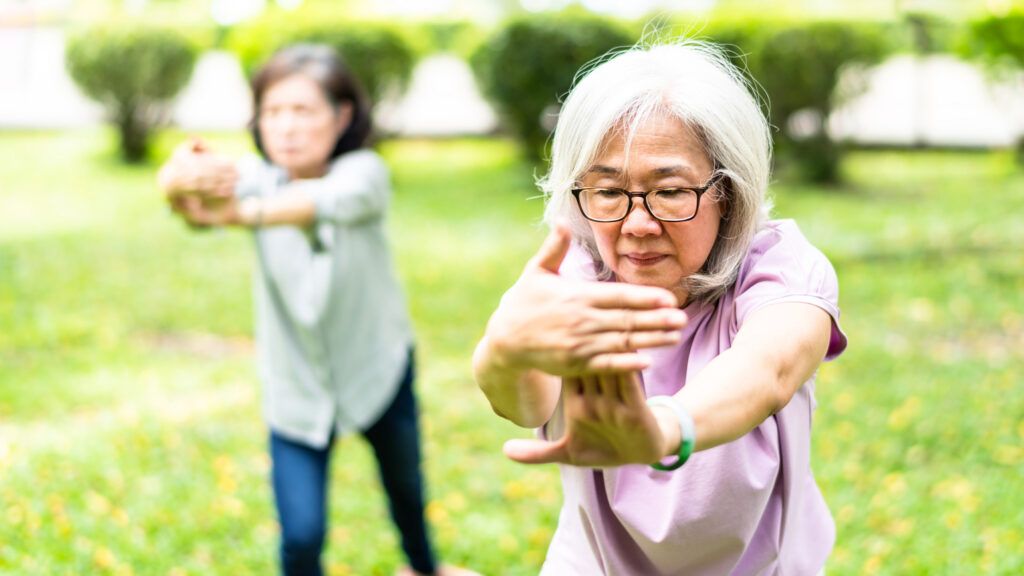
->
[[594, 373, 622, 421], [584, 283, 679, 310], [527, 222, 572, 274], [503, 438, 568, 465], [583, 353, 651, 374], [562, 376, 590, 420], [601, 373, 625, 404], [580, 308, 688, 334], [573, 330, 681, 357], [617, 372, 646, 406]]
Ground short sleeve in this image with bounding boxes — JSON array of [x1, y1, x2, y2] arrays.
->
[[298, 149, 390, 226], [733, 221, 848, 361]]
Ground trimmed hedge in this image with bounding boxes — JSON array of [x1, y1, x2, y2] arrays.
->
[[701, 19, 891, 182], [226, 12, 416, 104], [964, 9, 1024, 163], [65, 24, 199, 163], [964, 9, 1024, 69], [471, 11, 635, 160]]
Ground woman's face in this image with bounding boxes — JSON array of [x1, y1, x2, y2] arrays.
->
[[258, 73, 351, 179], [580, 114, 722, 305]]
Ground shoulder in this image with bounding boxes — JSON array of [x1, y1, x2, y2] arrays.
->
[[736, 219, 835, 291], [328, 148, 389, 179]]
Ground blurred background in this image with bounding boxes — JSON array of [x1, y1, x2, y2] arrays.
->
[[1, 0, 1022, 574]]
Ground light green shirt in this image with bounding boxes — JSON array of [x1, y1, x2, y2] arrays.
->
[[236, 149, 413, 448]]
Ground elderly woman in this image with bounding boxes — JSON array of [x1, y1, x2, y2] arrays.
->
[[473, 41, 848, 575], [158, 45, 476, 576]]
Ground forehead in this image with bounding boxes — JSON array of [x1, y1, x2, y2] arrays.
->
[[262, 73, 330, 105], [588, 113, 710, 178]]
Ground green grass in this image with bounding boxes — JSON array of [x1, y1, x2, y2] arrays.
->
[[1, 130, 1021, 575]]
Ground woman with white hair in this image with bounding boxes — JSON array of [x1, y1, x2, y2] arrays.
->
[[473, 41, 848, 575]]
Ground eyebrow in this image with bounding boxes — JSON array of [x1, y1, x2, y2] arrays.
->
[[585, 164, 697, 177]]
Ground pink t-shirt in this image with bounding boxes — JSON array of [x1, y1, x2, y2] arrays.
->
[[542, 220, 848, 576]]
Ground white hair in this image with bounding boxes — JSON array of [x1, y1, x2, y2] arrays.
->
[[540, 39, 773, 304]]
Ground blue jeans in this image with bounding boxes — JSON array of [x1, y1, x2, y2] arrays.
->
[[270, 354, 437, 576]]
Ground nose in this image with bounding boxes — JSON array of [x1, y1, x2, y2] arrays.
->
[[620, 197, 662, 237]]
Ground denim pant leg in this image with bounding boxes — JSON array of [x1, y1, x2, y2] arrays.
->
[[362, 353, 438, 575], [270, 431, 333, 576]]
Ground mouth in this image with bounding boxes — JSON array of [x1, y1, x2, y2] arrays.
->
[[624, 252, 669, 267]]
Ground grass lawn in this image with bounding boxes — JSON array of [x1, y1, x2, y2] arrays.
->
[[1, 130, 1021, 575]]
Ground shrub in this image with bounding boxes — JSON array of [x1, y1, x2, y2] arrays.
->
[[964, 9, 1024, 68], [65, 24, 199, 163], [471, 11, 635, 161], [963, 9, 1024, 164], [226, 12, 416, 104], [743, 20, 892, 182]]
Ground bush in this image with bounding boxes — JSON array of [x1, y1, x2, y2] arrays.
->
[[65, 24, 199, 163], [964, 9, 1024, 68], [471, 11, 635, 161], [742, 20, 892, 183], [226, 11, 416, 104], [964, 9, 1024, 164]]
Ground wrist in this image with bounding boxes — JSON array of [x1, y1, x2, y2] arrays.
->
[[646, 395, 696, 471], [651, 404, 682, 458], [237, 196, 264, 227]]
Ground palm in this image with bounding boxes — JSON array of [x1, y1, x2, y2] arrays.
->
[[504, 373, 669, 468]]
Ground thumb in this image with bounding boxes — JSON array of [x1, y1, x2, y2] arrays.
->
[[189, 136, 208, 153], [503, 438, 567, 465], [528, 221, 572, 275]]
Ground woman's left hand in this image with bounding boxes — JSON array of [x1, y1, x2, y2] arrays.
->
[[173, 193, 241, 228], [502, 372, 678, 468]]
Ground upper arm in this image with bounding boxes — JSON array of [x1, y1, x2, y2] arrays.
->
[[294, 151, 390, 225], [731, 302, 833, 411]]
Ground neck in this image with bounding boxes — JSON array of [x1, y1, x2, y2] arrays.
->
[[287, 164, 328, 180]]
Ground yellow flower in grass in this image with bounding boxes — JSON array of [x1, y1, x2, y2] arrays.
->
[[6, 504, 23, 526], [498, 534, 519, 553], [93, 546, 116, 570], [502, 480, 527, 500], [993, 444, 1021, 466], [932, 475, 979, 513], [887, 396, 921, 431], [833, 391, 854, 415], [327, 561, 353, 575], [425, 501, 449, 525], [882, 473, 906, 496], [86, 491, 111, 516], [443, 491, 467, 512]]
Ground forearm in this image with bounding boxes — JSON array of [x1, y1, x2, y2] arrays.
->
[[237, 193, 316, 228], [664, 304, 831, 454], [473, 336, 560, 428], [672, 346, 786, 452]]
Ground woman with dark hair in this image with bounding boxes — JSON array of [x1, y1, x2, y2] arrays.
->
[[157, 44, 477, 576]]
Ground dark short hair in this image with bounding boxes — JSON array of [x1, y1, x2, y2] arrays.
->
[[249, 43, 372, 160]]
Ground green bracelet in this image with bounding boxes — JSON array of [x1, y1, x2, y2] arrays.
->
[[646, 396, 696, 472]]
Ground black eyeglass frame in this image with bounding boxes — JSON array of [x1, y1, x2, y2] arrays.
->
[[571, 172, 725, 223]]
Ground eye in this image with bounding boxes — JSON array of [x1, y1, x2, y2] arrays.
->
[[593, 188, 623, 198], [654, 188, 688, 199]]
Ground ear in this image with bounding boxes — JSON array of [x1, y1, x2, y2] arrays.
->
[[335, 102, 354, 135]]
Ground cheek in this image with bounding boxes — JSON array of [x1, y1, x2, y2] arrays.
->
[[589, 222, 621, 267]]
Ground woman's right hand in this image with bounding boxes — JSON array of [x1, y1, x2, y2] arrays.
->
[[478, 224, 688, 379]]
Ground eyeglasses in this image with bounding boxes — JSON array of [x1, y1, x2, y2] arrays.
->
[[571, 172, 723, 223]]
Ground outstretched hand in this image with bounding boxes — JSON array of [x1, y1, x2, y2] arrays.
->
[[160, 137, 239, 203], [482, 223, 688, 377], [503, 372, 676, 468]]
